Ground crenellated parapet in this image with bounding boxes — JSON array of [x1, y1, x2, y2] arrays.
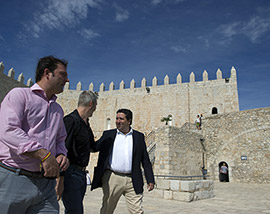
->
[[0, 62, 4, 73], [0, 61, 33, 87], [0, 60, 237, 95], [1, 61, 239, 134], [62, 67, 237, 93], [0, 61, 34, 103]]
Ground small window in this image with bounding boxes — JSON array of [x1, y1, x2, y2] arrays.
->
[[225, 78, 229, 83], [106, 118, 111, 130], [212, 107, 218, 114]]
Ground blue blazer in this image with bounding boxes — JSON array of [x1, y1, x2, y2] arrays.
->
[[91, 129, 155, 194]]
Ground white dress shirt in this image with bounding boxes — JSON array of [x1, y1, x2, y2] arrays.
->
[[109, 129, 133, 173]]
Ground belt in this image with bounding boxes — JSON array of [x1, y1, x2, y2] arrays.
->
[[71, 164, 87, 171], [0, 162, 43, 179], [107, 169, 132, 176]]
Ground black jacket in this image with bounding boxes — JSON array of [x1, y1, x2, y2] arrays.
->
[[91, 129, 155, 194]]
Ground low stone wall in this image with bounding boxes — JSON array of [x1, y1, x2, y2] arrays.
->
[[149, 178, 215, 202], [152, 126, 204, 177]]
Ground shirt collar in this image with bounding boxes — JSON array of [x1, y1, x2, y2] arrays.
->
[[117, 128, 133, 135], [74, 109, 89, 125], [31, 83, 57, 102]]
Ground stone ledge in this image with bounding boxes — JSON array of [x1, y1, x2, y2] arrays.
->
[[149, 179, 215, 202]]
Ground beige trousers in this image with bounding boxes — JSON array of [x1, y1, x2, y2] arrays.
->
[[100, 170, 143, 214]]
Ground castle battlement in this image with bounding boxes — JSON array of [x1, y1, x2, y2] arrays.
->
[[63, 66, 237, 92], [0, 61, 239, 138], [55, 67, 239, 138], [0, 61, 33, 86], [0, 60, 236, 94]]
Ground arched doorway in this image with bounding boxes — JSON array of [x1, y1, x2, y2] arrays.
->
[[219, 161, 229, 182]]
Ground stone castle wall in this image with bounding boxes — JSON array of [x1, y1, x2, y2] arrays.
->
[[57, 67, 239, 138], [3, 61, 268, 184], [202, 107, 270, 183], [145, 108, 270, 184], [152, 126, 204, 176], [0, 62, 239, 138], [0, 62, 33, 101]]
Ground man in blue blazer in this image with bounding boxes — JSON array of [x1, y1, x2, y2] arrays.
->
[[91, 108, 155, 214]]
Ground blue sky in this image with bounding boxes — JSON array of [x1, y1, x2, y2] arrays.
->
[[0, 0, 269, 110]]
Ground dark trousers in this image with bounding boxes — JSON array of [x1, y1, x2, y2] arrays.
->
[[62, 165, 87, 214]]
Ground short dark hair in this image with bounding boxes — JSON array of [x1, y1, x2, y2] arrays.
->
[[35, 56, 68, 82], [117, 108, 133, 125]]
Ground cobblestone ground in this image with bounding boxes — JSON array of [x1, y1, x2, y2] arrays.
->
[[60, 182, 270, 214]]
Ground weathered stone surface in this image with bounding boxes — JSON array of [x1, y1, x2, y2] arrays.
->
[[172, 191, 194, 202], [203, 108, 270, 183], [55, 68, 239, 138], [180, 181, 196, 192], [156, 179, 170, 190], [153, 180, 214, 202], [170, 180, 180, 191], [0, 69, 28, 101], [193, 190, 215, 200], [148, 189, 164, 199], [163, 190, 173, 200]]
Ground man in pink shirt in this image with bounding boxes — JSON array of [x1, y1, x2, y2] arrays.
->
[[0, 56, 70, 214]]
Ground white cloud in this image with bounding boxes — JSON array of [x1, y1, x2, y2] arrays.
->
[[219, 22, 239, 38], [218, 9, 270, 44], [151, 0, 185, 6], [151, 0, 163, 5], [114, 4, 129, 22], [78, 28, 100, 40], [170, 44, 189, 53], [242, 16, 270, 42], [25, 0, 102, 38], [197, 36, 210, 48]]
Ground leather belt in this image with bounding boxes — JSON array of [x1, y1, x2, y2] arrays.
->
[[0, 162, 43, 179], [71, 164, 87, 171], [108, 169, 131, 176]]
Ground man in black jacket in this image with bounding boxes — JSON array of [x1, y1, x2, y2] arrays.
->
[[62, 90, 98, 214], [91, 108, 155, 214]]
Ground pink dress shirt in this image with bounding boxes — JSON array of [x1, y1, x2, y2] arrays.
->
[[0, 84, 67, 172]]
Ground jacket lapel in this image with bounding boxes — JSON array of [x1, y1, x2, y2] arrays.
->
[[132, 131, 137, 157], [110, 129, 117, 151]]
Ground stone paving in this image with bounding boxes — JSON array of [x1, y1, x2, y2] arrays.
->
[[59, 182, 270, 214]]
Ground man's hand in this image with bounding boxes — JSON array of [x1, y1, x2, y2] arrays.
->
[[56, 154, 70, 172], [41, 154, 60, 178], [147, 183, 154, 191], [23, 149, 60, 178], [55, 176, 64, 200]]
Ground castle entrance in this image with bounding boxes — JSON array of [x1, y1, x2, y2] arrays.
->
[[219, 161, 229, 182]]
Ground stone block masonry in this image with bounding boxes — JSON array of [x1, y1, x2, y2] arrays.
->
[[57, 67, 239, 138], [149, 179, 215, 202], [0, 62, 239, 139], [203, 107, 270, 183], [0, 62, 33, 102]]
